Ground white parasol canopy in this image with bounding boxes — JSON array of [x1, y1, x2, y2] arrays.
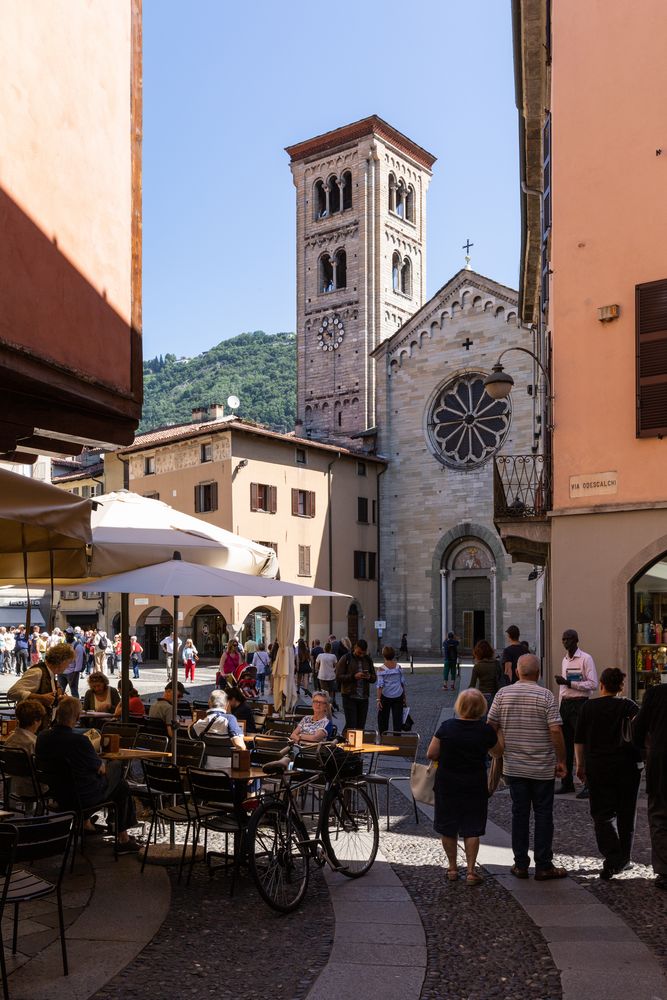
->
[[88, 491, 278, 577], [272, 596, 299, 714]]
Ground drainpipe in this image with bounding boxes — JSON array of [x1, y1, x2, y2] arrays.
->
[[327, 453, 341, 634], [375, 463, 387, 629]]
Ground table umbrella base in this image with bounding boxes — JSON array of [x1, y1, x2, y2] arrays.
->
[[143, 844, 205, 866]]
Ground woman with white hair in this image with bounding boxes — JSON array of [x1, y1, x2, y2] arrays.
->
[[191, 689, 246, 747], [427, 688, 504, 886]]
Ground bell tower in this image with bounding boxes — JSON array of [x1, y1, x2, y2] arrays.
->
[[286, 116, 436, 444]]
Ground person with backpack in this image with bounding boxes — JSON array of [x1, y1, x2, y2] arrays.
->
[[443, 632, 459, 690], [376, 645, 406, 734], [335, 638, 377, 733], [252, 643, 270, 696], [93, 630, 110, 673]]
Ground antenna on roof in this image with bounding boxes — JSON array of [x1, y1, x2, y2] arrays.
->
[[227, 395, 240, 411]]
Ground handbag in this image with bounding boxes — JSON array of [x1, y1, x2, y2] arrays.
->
[[487, 754, 504, 797], [410, 761, 436, 805]]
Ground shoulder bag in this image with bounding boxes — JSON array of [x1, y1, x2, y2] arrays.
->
[[410, 761, 436, 805]]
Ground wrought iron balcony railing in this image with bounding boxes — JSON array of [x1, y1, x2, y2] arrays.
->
[[494, 454, 552, 520]]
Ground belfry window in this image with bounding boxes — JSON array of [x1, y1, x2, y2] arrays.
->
[[334, 249, 347, 289], [400, 257, 412, 296], [320, 254, 334, 293], [341, 170, 352, 210], [313, 172, 352, 220], [392, 251, 401, 292], [328, 176, 340, 214], [405, 185, 415, 222], [314, 180, 327, 219]]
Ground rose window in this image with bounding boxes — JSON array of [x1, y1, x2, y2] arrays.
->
[[427, 373, 511, 468]]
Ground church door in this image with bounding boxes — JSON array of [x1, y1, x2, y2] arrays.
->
[[453, 577, 491, 655]]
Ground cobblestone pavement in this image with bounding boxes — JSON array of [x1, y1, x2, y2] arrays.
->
[[92, 861, 334, 1000]]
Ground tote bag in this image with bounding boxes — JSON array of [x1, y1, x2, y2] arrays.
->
[[410, 761, 436, 805]]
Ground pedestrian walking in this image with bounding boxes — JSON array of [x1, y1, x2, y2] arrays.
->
[[335, 638, 376, 732], [252, 643, 270, 696], [310, 638, 324, 692], [14, 628, 29, 675], [555, 629, 598, 797], [160, 632, 182, 682], [487, 653, 568, 880], [502, 625, 523, 684], [376, 645, 406, 734], [574, 667, 641, 879], [182, 638, 199, 682], [315, 642, 339, 711], [468, 639, 502, 711], [399, 633, 409, 658], [129, 635, 143, 679], [296, 637, 312, 696], [442, 632, 459, 690], [427, 688, 503, 885], [633, 680, 667, 889]]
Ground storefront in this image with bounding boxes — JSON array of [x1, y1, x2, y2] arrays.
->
[[631, 554, 667, 702], [191, 606, 227, 660], [242, 607, 277, 647]]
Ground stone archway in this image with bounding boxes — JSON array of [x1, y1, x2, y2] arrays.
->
[[431, 523, 507, 653], [135, 605, 172, 661]]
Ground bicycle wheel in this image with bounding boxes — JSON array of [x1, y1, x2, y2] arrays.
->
[[321, 783, 379, 878], [247, 798, 310, 912]]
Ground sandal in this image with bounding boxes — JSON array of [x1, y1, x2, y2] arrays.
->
[[465, 872, 483, 886], [447, 868, 459, 881]]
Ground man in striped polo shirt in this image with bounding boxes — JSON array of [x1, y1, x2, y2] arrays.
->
[[488, 654, 568, 880]]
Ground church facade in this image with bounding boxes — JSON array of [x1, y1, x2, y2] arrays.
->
[[287, 117, 539, 656]]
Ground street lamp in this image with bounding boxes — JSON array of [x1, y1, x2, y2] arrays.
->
[[483, 346, 553, 429]]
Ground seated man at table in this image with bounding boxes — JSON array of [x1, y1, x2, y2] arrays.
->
[[290, 692, 335, 744], [5, 698, 47, 800], [191, 690, 246, 747], [148, 681, 187, 738], [226, 687, 256, 734], [36, 696, 140, 854], [8, 643, 73, 718]]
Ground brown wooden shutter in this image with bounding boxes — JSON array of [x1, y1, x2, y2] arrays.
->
[[250, 483, 258, 511], [304, 546, 311, 575], [308, 491, 316, 518], [194, 485, 201, 513], [368, 553, 376, 580], [637, 279, 667, 436], [210, 482, 218, 511], [269, 486, 277, 514], [291, 488, 299, 515]]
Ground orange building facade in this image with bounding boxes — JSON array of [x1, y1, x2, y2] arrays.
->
[[511, 0, 667, 695]]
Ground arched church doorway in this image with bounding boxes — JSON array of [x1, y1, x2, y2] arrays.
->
[[442, 540, 496, 655], [631, 551, 667, 702]]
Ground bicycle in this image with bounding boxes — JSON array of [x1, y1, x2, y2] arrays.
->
[[246, 742, 379, 912]]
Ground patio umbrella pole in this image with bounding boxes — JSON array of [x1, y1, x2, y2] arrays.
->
[[171, 591, 179, 766], [120, 594, 130, 723]]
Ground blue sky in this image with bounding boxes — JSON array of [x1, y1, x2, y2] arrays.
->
[[143, 0, 520, 359]]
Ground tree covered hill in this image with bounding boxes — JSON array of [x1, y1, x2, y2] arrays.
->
[[140, 331, 296, 433]]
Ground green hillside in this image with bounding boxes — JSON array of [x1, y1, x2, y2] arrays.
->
[[140, 331, 296, 433]]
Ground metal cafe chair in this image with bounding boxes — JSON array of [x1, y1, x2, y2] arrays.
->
[[363, 732, 420, 830], [186, 768, 245, 891], [0, 812, 76, 1000], [100, 722, 139, 749], [140, 762, 196, 882], [0, 747, 49, 816]]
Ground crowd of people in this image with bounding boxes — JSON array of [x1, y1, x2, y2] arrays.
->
[[432, 624, 667, 891]]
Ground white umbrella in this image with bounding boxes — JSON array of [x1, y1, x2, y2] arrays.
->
[[89, 491, 278, 577], [272, 597, 298, 715], [85, 555, 348, 757]]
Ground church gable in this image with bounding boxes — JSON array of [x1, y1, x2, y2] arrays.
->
[[378, 269, 519, 375]]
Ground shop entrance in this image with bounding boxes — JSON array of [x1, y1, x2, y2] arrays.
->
[[191, 606, 227, 660], [139, 607, 173, 662], [631, 553, 667, 701]]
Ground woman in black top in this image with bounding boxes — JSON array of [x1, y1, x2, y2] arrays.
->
[[427, 688, 503, 885], [574, 667, 641, 879], [468, 639, 501, 710]]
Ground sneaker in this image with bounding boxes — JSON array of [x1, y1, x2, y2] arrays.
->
[[510, 864, 529, 879], [575, 787, 590, 800], [116, 839, 141, 855], [599, 861, 614, 880], [534, 866, 568, 881]]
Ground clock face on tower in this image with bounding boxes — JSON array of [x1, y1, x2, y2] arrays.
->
[[317, 314, 345, 351]]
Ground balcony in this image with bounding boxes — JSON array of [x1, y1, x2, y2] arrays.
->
[[493, 455, 551, 565]]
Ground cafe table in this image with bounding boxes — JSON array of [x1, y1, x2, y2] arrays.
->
[[100, 748, 171, 762]]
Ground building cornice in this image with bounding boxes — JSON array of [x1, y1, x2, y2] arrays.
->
[[286, 115, 436, 171]]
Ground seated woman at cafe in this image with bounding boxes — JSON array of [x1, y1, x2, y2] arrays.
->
[[113, 682, 146, 719], [83, 671, 121, 714], [290, 692, 335, 743], [191, 689, 246, 746]]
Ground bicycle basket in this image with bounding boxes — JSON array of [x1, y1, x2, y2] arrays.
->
[[297, 743, 362, 780]]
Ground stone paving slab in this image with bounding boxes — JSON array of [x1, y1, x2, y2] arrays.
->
[[331, 899, 422, 925], [306, 963, 425, 1000], [334, 920, 426, 946], [329, 941, 427, 967]]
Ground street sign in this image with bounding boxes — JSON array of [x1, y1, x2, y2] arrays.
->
[[374, 620, 386, 630]]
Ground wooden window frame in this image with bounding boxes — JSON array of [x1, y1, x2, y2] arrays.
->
[[144, 456, 155, 476], [200, 442, 212, 463], [636, 279, 667, 437], [291, 488, 315, 518], [298, 544, 311, 577], [250, 483, 277, 513], [357, 497, 369, 523], [194, 481, 218, 514]]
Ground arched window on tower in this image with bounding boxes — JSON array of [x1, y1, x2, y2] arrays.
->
[[405, 185, 415, 223], [388, 172, 397, 213], [395, 181, 406, 219], [314, 179, 327, 219], [400, 257, 412, 296], [341, 170, 352, 210], [328, 176, 340, 214], [334, 249, 347, 289], [392, 252, 401, 293], [319, 253, 334, 293]]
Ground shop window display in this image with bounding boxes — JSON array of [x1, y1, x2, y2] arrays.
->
[[632, 557, 667, 701]]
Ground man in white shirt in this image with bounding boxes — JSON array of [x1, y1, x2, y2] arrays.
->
[[555, 628, 598, 797], [160, 633, 182, 681]]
